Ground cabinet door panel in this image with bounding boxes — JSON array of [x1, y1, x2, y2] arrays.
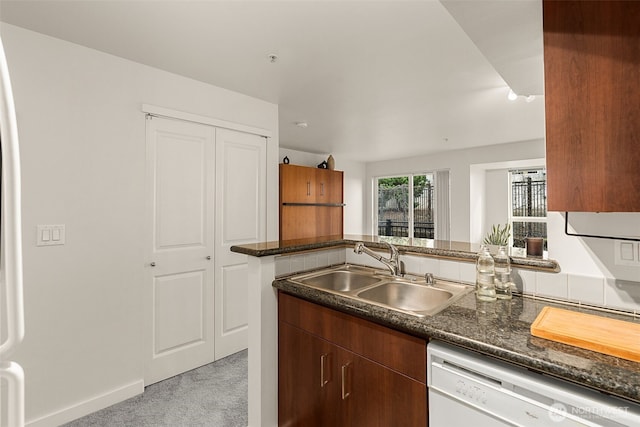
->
[[328, 170, 344, 204], [543, 0, 640, 212], [279, 206, 318, 241], [347, 352, 427, 427], [278, 322, 343, 427], [280, 164, 316, 203], [315, 206, 343, 238], [315, 169, 343, 204]]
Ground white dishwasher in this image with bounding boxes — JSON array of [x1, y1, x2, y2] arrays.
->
[[427, 341, 640, 427]]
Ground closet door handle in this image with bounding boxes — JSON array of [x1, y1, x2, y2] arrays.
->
[[320, 182, 325, 196], [341, 363, 351, 400], [320, 353, 330, 387], [306, 181, 311, 196]]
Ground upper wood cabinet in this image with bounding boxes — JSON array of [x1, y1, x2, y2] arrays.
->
[[543, 0, 640, 212], [315, 168, 343, 205], [279, 164, 344, 241], [280, 164, 318, 204], [280, 164, 343, 205]]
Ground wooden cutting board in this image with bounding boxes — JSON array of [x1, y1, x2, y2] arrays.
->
[[530, 306, 640, 362]]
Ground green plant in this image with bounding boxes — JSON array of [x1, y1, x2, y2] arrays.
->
[[483, 223, 511, 246]]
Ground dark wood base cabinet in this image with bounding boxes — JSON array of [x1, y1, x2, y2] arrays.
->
[[278, 292, 427, 427]]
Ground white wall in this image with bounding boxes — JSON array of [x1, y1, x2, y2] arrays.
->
[[469, 165, 487, 244], [278, 147, 366, 234], [341, 158, 366, 234], [483, 169, 509, 237], [2, 24, 278, 426]]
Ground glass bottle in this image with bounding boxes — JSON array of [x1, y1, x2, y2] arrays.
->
[[476, 245, 496, 301], [494, 246, 513, 300]]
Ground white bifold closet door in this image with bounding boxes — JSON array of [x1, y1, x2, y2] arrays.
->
[[144, 115, 266, 385], [214, 127, 266, 360], [145, 116, 216, 385]]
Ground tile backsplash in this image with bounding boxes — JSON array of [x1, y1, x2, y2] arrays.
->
[[275, 248, 640, 314], [275, 248, 346, 277]]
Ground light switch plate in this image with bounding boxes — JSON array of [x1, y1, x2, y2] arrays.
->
[[37, 225, 65, 246], [614, 240, 640, 266]]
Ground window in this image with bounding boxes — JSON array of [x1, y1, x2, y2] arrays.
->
[[376, 172, 449, 240], [509, 169, 547, 249]]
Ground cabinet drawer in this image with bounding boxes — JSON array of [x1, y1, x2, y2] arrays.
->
[[279, 292, 426, 383]]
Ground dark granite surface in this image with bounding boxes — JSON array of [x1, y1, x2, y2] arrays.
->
[[273, 267, 640, 404], [231, 234, 560, 272]]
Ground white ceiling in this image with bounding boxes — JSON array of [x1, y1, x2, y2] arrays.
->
[[0, 0, 545, 163]]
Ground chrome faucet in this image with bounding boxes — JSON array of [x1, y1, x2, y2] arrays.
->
[[354, 241, 401, 276]]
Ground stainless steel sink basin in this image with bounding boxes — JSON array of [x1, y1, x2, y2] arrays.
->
[[355, 281, 455, 316], [356, 281, 453, 310], [300, 270, 381, 292], [288, 264, 473, 317]]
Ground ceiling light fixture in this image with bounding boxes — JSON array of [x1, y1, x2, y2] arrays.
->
[[507, 89, 518, 101], [295, 121, 308, 128]]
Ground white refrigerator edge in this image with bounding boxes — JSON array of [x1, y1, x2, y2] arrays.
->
[[0, 33, 25, 427]]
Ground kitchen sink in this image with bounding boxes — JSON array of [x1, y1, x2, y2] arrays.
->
[[300, 270, 382, 292], [288, 264, 473, 317], [355, 281, 455, 316]]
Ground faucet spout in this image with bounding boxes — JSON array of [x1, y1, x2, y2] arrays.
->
[[354, 241, 401, 276]]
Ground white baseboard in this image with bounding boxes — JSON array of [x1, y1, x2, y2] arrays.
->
[[26, 380, 144, 427]]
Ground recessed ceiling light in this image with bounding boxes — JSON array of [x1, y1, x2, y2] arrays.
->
[[295, 121, 308, 128], [508, 89, 518, 101]]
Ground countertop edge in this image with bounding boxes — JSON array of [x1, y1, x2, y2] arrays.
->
[[232, 236, 560, 272]]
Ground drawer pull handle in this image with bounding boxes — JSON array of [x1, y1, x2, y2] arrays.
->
[[341, 363, 351, 400], [320, 353, 329, 387]]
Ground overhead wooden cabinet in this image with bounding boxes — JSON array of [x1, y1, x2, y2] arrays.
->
[[543, 0, 640, 212], [280, 164, 318, 204], [278, 292, 428, 427], [279, 164, 344, 241]]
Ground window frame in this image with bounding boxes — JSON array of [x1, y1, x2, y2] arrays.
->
[[507, 168, 547, 248], [374, 172, 435, 239]]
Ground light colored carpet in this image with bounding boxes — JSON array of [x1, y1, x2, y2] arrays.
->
[[63, 350, 248, 427]]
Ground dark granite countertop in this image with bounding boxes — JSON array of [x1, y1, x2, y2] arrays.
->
[[231, 234, 560, 272], [273, 267, 640, 404]]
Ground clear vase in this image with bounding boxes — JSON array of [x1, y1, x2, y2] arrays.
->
[[494, 246, 512, 300], [476, 245, 496, 301]]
